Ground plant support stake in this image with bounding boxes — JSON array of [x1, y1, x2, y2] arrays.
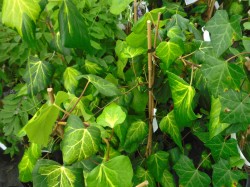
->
[[47, 87, 55, 104], [134, 0, 137, 23], [146, 20, 153, 157]]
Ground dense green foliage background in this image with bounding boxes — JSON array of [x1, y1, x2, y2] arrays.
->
[[1, 0, 250, 186]]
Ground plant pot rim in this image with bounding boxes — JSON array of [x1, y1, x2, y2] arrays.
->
[[231, 133, 250, 167]]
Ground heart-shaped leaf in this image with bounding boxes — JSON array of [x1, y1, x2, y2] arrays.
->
[[61, 115, 101, 165], [33, 159, 84, 187], [97, 103, 126, 128], [87, 155, 133, 187]]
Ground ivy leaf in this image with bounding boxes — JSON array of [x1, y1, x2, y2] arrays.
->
[[23, 104, 58, 146], [86, 155, 133, 187], [61, 115, 101, 165], [22, 14, 36, 47], [167, 71, 199, 126], [205, 136, 239, 161], [97, 103, 126, 128], [196, 52, 245, 97], [174, 155, 211, 187], [63, 67, 81, 93], [209, 97, 230, 139], [121, 46, 146, 59], [18, 143, 41, 182], [33, 159, 84, 187], [110, 0, 133, 15], [160, 170, 175, 187], [159, 110, 182, 149], [242, 36, 250, 52], [133, 167, 156, 187], [124, 119, 148, 152], [23, 57, 53, 95], [212, 159, 247, 187], [131, 88, 148, 113], [206, 10, 242, 57], [147, 151, 169, 182], [167, 25, 186, 41], [2, 0, 46, 45], [156, 38, 184, 70], [219, 90, 250, 124], [59, 0, 92, 53], [81, 74, 120, 97], [22, 92, 68, 146]]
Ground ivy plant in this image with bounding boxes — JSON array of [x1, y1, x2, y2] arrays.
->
[[1, 0, 250, 186]]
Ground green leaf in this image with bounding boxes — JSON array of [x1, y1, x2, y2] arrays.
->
[[110, 0, 133, 15], [33, 159, 84, 187], [23, 104, 58, 146], [147, 151, 169, 182], [242, 36, 250, 52], [87, 155, 133, 187], [243, 22, 250, 30], [160, 169, 175, 187], [212, 159, 247, 187], [18, 143, 41, 182], [61, 115, 101, 165], [209, 97, 230, 139], [206, 10, 242, 57], [167, 25, 186, 41], [205, 136, 239, 161], [156, 38, 184, 70], [63, 67, 81, 93], [81, 74, 120, 97], [124, 119, 148, 152], [22, 92, 68, 146], [22, 14, 36, 47], [97, 103, 126, 128], [174, 155, 211, 187], [133, 167, 156, 187], [59, 0, 92, 53], [196, 52, 245, 97], [131, 88, 148, 113], [167, 71, 198, 126], [2, 0, 46, 45], [159, 111, 182, 149], [121, 46, 146, 59], [23, 57, 53, 95], [219, 90, 250, 124]]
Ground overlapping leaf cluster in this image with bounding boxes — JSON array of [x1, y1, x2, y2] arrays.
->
[[1, 0, 250, 186]]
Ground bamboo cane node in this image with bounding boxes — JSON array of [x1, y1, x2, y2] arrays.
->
[[147, 48, 155, 53]]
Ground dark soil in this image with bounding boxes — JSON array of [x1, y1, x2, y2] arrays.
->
[[0, 150, 23, 187]]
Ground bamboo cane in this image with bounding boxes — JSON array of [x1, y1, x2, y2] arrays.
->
[[134, 0, 137, 23], [146, 20, 153, 157]]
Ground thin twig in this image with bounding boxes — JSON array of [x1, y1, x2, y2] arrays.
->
[[197, 153, 211, 169], [226, 52, 250, 62], [61, 81, 90, 121]]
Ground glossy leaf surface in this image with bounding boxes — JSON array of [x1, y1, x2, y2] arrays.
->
[[174, 155, 211, 187], [81, 74, 120, 97], [212, 159, 247, 187], [147, 151, 169, 182], [61, 115, 101, 165], [33, 159, 84, 187], [97, 103, 126, 128], [168, 71, 198, 126], [23, 57, 53, 95], [219, 90, 250, 124], [87, 155, 133, 187], [159, 110, 182, 149]]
